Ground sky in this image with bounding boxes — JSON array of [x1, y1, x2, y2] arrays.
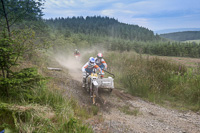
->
[[42, 0, 200, 31]]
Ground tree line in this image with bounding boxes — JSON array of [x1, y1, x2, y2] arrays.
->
[[99, 37, 200, 58], [45, 16, 200, 58], [45, 16, 161, 41], [160, 31, 200, 41]]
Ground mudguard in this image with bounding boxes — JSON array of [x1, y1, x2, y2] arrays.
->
[[92, 80, 98, 86]]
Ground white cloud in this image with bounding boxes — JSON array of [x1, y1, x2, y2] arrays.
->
[[112, 3, 126, 8], [101, 9, 115, 16]]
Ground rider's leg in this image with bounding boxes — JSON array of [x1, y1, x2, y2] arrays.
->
[[84, 69, 92, 91], [82, 68, 92, 87], [82, 72, 86, 88]]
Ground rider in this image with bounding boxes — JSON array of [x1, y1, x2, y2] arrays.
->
[[74, 49, 80, 56], [95, 53, 107, 77], [82, 57, 102, 88]]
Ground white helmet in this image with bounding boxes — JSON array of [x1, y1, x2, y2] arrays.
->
[[97, 53, 103, 59], [89, 57, 95, 66]]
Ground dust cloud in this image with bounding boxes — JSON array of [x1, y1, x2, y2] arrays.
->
[[54, 53, 83, 81], [53, 46, 106, 81]]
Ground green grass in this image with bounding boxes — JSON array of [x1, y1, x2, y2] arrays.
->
[[0, 76, 93, 133], [105, 51, 200, 111]]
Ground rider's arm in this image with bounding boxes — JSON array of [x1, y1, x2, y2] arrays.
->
[[82, 62, 88, 72], [101, 59, 107, 70], [94, 65, 102, 74]]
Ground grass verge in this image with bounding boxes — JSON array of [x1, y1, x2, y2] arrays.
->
[[105, 51, 200, 111], [0, 68, 93, 133]]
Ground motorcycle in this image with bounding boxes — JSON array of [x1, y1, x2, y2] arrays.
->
[[85, 69, 114, 104]]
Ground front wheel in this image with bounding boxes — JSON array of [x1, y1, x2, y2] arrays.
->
[[91, 84, 98, 105]]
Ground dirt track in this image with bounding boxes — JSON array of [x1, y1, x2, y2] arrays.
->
[[50, 55, 200, 133]]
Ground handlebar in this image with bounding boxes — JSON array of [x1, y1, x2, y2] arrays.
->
[[85, 70, 115, 78]]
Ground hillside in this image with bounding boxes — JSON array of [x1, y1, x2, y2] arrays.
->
[[160, 31, 200, 41], [45, 16, 160, 41], [154, 28, 200, 34]]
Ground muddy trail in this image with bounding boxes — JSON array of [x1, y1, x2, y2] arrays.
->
[[48, 55, 200, 133]]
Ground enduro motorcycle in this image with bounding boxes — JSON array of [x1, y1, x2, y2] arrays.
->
[[85, 69, 114, 104]]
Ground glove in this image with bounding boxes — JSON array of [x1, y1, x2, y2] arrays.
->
[[100, 72, 104, 75], [100, 72, 104, 78]]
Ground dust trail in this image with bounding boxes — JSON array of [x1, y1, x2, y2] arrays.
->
[[54, 54, 83, 81], [53, 47, 107, 81]]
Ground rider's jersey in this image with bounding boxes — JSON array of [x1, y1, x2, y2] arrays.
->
[[95, 58, 107, 70], [82, 62, 102, 74]]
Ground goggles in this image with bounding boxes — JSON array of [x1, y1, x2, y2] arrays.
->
[[90, 61, 94, 64], [97, 57, 102, 59]]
